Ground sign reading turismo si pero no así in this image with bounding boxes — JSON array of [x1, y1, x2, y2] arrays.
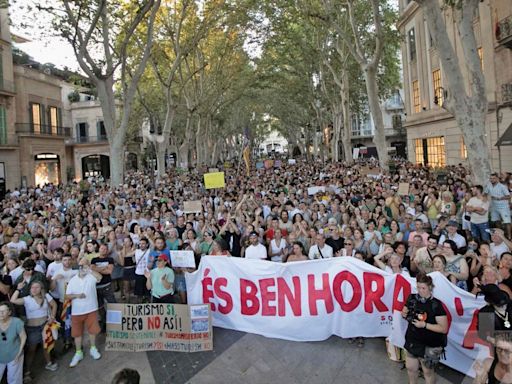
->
[[105, 303, 212, 352]]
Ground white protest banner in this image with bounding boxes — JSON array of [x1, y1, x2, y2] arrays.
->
[[170, 251, 196, 268], [352, 148, 360, 160], [183, 200, 202, 214], [307, 186, 325, 196], [186, 257, 489, 377], [288, 159, 296, 165]]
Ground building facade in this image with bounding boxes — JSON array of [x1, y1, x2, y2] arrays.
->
[[398, 0, 512, 171], [0, 8, 18, 196]]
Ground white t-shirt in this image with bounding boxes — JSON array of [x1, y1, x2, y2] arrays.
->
[[135, 248, 150, 275], [468, 197, 490, 224], [65, 273, 99, 316], [492, 242, 511, 260], [7, 241, 27, 254], [46, 261, 63, 298], [24, 293, 54, 320], [308, 244, 334, 260], [53, 268, 78, 302], [245, 244, 267, 260]]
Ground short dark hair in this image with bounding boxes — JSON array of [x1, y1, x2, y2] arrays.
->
[[416, 272, 434, 290], [111, 368, 140, 384]]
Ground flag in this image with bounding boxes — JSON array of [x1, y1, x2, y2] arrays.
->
[[61, 298, 72, 341], [43, 321, 60, 353]]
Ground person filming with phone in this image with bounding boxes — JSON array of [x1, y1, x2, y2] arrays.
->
[[401, 272, 448, 384]]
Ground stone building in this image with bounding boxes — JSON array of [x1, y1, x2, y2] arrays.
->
[[398, 0, 512, 171]]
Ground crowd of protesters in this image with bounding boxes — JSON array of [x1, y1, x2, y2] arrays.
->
[[0, 158, 511, 383]]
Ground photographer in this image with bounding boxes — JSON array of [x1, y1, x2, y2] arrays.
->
[[401, 273, 448, 384]]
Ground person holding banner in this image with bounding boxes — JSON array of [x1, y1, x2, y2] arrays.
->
[[144, 254, 175, 303], [402, 273, 448, 384]]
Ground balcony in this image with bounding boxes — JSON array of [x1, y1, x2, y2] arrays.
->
[[67, 135, 109, 144], [496, 15, 512, 49], [15, 123, 71, 137], [0, 79, 15, 95]]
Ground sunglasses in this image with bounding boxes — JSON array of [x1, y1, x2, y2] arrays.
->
[[24, 268, 34, 272], [1, 332, 5, 341], [345, 243, 353, 246]]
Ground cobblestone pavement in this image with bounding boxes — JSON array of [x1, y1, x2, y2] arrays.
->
[[24, 327, 471, 384]]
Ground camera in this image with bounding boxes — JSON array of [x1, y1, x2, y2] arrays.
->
[[406, 297, 424, 323]]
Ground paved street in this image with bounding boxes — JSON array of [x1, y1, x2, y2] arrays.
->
[[29, 327, 470, 384]]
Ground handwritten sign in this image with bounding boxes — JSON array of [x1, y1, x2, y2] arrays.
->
[[170, 250, 196, 268], [398, 183, 409, 196], [307, 186, 325, 196], [106, 303, 212, 353], [183, 200, 202, 214], [256, 162, 264, 169], [204, 172, 225, 189], [288, 159, 296, 165]]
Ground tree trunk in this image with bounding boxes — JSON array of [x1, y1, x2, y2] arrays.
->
[[109, 138, 125, 187], [340, 71, 352, 164], [364, 66, 388, 168], [418, 0, 491, 184]]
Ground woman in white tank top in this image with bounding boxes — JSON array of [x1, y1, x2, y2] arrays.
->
[[268, 230, 287, 262]]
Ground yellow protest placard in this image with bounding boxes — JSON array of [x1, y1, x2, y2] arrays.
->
[[203, 172, 225, 189]]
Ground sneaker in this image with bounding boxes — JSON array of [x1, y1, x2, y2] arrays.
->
[[69, 351, 84, 368], [45, 362, 59, 371], [89, 346, 101, 360]]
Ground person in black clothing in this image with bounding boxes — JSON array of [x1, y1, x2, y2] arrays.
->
[[326, 230, 344, 256], [402, 273, 448, 384], [90, 243, 116, 330], [476, 284, 512, 343], [473, 331, 512, 384]]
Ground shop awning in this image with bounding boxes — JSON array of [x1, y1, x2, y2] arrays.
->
[[496, 122, 512, 146]]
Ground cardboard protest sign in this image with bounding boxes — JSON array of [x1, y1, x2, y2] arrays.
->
[[307, 186, 325, 196], [183, 200, 202, 214], [398, 183, 409, 196], [106, 303, 212, 353], [203, 172, 225, 189], [170, 250, 196, 268]]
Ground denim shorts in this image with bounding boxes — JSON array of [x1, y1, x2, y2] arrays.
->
[[26, 324, 44, 346], [174, 274, 186, 292]]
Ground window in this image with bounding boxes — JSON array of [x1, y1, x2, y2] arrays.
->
[[477, 47, 483, 69], [460, 136, 467, 159], [414, 137, 446, 167], [433, 69, 443, 106], [0, 106, 5, 144], [49, 106, 58, 134], [77, 122, 88, 142], [412, 80, 421, 113], [408, 28, 416, 61], [97, 121, 107, 139], [31, 103, 42, 133]]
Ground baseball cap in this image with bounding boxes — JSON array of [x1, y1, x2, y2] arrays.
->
[[446, 220, 458, 227], [249, 231, 259, 237], [157, 254, 169, 262]]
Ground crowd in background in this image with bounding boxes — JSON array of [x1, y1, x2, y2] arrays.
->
[[0, 159, 511, 383]]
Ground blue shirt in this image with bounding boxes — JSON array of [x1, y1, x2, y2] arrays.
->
[[148, 248, 170, 269], [0, 317, 24, 364]]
